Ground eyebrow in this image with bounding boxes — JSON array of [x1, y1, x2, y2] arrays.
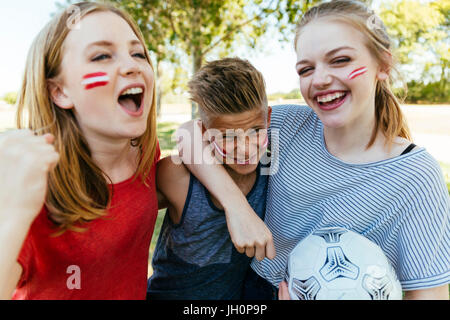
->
[[295, 46, 356, 67], [86, 39, 143, 50]]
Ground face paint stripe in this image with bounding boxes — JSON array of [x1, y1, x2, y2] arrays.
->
[[81, 72, 110, 90], [349, 70, 367, 79], [81, 76, 110, 85], [213, 140, 227, 157], [84, 81, 109, 90], [83, 72, 108, 79], [348, 67, 368, 80], [262, 136, 268, 148]]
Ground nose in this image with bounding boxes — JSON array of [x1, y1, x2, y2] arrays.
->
[[235, 135, 253, 159], [311, 64, 332, 89], [119, 54, 141, 77]]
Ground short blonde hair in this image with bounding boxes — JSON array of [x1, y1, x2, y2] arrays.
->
[[188, 57, 268, 125]]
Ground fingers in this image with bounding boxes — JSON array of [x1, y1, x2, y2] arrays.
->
[[245, 246, 255, 259], [254, 245, 265, 262], [265, 238, 276, 260], [235, 244, 245, 255], [239, 237, 276, 261], [278, 281, 291, 300], [42, 133, 55, 144]]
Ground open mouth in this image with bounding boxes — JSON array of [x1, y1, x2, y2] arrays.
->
[[118, 85, 144, 115], [315, 91, 348, 108]]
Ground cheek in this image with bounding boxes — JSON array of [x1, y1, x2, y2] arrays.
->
[[299, 78, 310, 99], [143, 65, 155, 88]]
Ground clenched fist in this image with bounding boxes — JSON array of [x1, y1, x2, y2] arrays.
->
[[0, 129, 59, 225]]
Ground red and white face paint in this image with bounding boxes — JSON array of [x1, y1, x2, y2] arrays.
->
[[348, 67, 368, 80], [81, 72, 110, 90]]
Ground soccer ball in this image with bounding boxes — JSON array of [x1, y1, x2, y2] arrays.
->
[[286, 227, 402, 300]]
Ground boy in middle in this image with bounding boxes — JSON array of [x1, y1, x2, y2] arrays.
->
[[147, 57, 272, 299]]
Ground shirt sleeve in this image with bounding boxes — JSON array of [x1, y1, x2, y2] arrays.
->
[[396, 155, 450, 290], [269, 104, 313, 161]]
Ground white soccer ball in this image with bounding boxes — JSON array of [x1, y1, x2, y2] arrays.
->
[[286, 227, 402, 300]]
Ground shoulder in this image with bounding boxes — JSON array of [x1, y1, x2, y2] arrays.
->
[[156, 155, 191, 206], [399, 149, 446, 187], [270, 104, 313, 131], [156, 155, 190, 187]]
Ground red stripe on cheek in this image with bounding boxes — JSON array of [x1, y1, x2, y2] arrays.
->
[[85, 81, 109, 90], [348, 67, 368, 80], [83, 72, 107, 79]]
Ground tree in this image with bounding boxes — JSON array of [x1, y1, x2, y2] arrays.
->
[[108, 0, 322, 118], [379, 0, 449, 87]]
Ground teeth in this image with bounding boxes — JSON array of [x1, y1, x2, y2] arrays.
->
[[317, 92, 345, 103], [121, 87, 143, 96]]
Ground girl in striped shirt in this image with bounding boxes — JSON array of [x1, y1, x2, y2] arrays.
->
[[179, 0, 449, 300]]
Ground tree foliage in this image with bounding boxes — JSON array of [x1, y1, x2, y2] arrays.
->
[[107, 0, 321, 117], [55, 0, 448, 107], [379, 0, 449, 84]]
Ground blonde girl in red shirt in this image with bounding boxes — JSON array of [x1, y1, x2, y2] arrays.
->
[[0, 2, 159, 299]]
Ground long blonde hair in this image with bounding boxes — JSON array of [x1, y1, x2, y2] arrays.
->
[[16, 2, 158, 234], [295, 0, 411, 148]]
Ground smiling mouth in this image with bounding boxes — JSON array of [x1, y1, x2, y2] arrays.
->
[[315, 91, 348, 107], [118, 87, 144, 113]]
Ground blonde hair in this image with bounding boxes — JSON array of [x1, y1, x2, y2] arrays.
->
[[188, 57, 268, 125], [16, 2, 158, 234], [295, 0, 411, 148]]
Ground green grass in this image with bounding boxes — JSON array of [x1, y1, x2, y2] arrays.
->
[[157, 121, 179, 157], [150, 209, 166, 254]]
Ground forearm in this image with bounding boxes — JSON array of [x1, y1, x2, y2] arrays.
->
[[0, 215, 31, 299]]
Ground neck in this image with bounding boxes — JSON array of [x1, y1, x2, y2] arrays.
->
[[324, 117, 375, 155], [84, 133, 138, 184], [322, 102, 383, 163]]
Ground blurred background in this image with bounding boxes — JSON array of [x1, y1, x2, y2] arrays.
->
[[0, 0, 448, 276]]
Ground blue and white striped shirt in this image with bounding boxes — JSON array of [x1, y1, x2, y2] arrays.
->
[[251, 104, 450, 291]]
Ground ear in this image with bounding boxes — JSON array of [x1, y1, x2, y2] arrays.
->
[[376, 51, 392, 82], [47, 79, 74, 109]]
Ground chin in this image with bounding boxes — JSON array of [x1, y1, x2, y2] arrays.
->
[[121, 123, 148, 140], [226, 162, 259, 176]]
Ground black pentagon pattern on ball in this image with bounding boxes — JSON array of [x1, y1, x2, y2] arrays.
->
[[320, 246, 360, 282], [292, 276, 321, 300]]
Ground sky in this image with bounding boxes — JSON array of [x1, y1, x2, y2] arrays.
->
[[0, 0, 300, 97]]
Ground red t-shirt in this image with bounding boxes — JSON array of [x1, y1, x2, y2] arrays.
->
[[13, 145, 160, 300]]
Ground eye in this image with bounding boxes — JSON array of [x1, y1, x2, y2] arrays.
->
[[297, 67, 313, 77], [91, 54, 111, 62], [132, 52, 146, 59], [332, 57, 351, 64]]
